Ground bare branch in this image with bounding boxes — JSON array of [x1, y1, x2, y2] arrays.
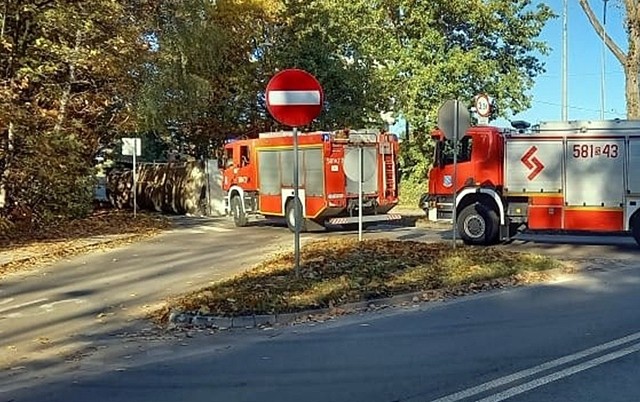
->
[[33, 0, 56, 9], [578, 0, 627, 65]]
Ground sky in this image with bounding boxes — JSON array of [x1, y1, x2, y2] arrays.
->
[[497, 0, 629, 126]]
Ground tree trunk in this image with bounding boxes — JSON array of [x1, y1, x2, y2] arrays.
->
[[580, 0, 640, 119], [626, 0, 640, 119], [0, 122, 13, 210], [53, 29, 81, 134], [625, 64, 640, 119]]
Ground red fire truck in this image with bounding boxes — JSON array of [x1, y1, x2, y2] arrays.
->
[[420, 119, 640, 246], [221, 129, 401, 231]]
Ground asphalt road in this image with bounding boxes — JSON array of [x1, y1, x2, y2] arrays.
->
[[6, 254, 640, 402], [0, 217, 299, 375], [2, 215, 640, 401]]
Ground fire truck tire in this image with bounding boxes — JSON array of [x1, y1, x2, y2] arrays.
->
[[632, 215, 640, 247], [285, 199, 307, 232], [231, 195, 248, 227], [457, 203, 499, 246]]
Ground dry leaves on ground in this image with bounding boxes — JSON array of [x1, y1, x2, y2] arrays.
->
[[158, 238, 565, 321], [0, 209, 170, 276]]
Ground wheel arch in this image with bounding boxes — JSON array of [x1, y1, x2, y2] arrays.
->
[[228, 186, 245, 213], [455, 187, 505, 225]]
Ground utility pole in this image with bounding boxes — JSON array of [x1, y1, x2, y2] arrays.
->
[[600, 0, 609, 120], [562, 0, 569, 121]]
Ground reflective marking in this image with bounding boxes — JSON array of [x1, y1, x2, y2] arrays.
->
[[430, 330, 640, 402]]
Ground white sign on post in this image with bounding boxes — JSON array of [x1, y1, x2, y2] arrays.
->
[[344, 145, 376, 241], [122, 138, 141, 157], [122, 138, 141, 217]]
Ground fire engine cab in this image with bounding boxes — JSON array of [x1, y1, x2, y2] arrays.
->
[[421, 119, 640, 247], [222, 129, 401, 231]]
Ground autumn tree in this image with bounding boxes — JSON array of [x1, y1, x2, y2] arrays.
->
[[266, 0, 390, 129], [0, 0, 150, 224], [579, 0, 640, 119]]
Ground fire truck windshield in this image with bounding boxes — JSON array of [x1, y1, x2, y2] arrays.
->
[[435, 136, 473, 166]]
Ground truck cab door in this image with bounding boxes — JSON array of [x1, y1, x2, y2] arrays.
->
[[430, 135, 475, 194]]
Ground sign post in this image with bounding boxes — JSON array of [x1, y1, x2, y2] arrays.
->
[[342, 134, 376, 242], [265, 69, 323, 277], [122, 137, 142, 218], [437, 100, 471, 248], [358, 145, 363, 242]]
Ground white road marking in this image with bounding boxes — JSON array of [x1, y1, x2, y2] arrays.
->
[[170, 226, 232, 234], [0, 297, 15, 306], [0, 298, 48, 314], [476, 342, 640, 402], [39, 299, 85, 311], [200, 226, 232, 232], [430, 330, 640, 402]]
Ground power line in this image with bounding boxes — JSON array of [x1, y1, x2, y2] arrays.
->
[[532, 99, 625, 116], [536, 71, 624, 78]]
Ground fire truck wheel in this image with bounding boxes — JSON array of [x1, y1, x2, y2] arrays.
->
[[632, 215, 640, 247], [285, 199, 307, 232], [231, 195, 248, 227], [457, 203, 499, 246]]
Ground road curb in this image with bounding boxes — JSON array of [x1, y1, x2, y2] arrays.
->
[[166, 276, 539, 330]]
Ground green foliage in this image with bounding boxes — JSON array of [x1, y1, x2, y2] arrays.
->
[[6, 129, 96, 222], [139, 0, 555, 142], [398, 177, 426, 208], [262, 0, 554, 192], [1, 0, 555, 222], [136, 0, 282, 152]]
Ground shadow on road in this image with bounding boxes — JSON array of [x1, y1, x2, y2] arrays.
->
[[7, 255, 640, 402]]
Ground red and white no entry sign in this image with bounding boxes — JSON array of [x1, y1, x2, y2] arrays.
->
[[266, 69, 324, 127]]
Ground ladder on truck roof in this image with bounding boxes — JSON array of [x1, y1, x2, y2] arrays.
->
[[380, 134, 397, 198], [533, 119, 640, 133]]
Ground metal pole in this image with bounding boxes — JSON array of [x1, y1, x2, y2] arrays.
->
[[452, 101, 458, 249], [358, 144, 363, 242], [132, 141, 137, 218], [562, 0, 568, 121], [600, 0, 608, 120], [293, 126, 301, 277]]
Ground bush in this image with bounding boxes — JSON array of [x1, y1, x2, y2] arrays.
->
[[398, 177, 427, 208], [397, 133, 434, 207], [4, 129, 96, 226]]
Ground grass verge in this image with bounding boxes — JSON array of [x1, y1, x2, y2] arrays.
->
[[157, 238, 565, 321]]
